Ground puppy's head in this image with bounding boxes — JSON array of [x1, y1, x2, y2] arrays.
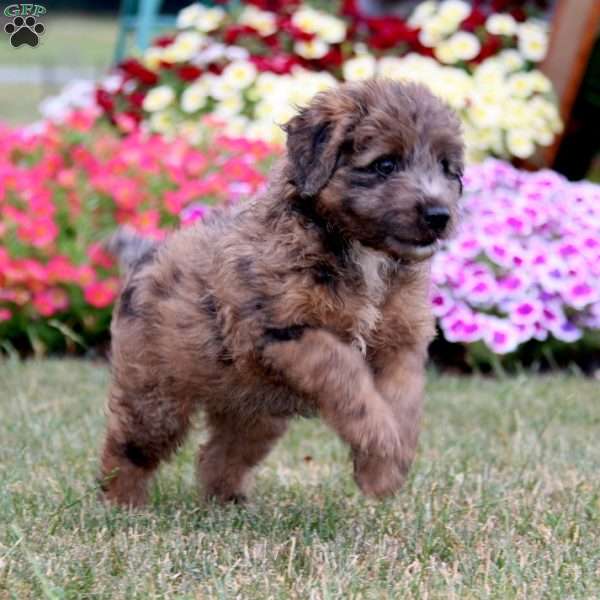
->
[[284, 79, 464, 262]]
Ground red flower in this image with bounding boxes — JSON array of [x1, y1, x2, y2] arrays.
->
[[315, 46, 344, 69], [128, 91, 145, 109], [510, 8, 527, 22], [250, 54, 300, 74], [461, 8, 487, 32], [154, 35, 175, 48], [95, 89, 114, 113], [279, 17, 315, 42], [341, 0, 361, 19], [223, 24, 259, 45], [473, 34, 503, 63], [366, 17, 419, 50], [177, 65, 203, 82], [119, 59, 158, 86]]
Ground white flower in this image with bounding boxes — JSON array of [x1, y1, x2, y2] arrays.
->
[[208, 76, 238, 100], [435, 41, 458, 64], [447, 31, 481, 61], [181, 81, 208, 113], [177, 4, 204, 29], [408, 0, 437, 27], [343, 54, 377, 81], [507, 72, 535, 98], [221, 60, 258, 90], [164, 31, 204, 62], [143, 86, 175, 112], [294, 39, 329, 59], [506, 129, 536, 158], [377, 56, 404, 79], [438, 0, 471, 24], [292, 7, 347, 45], [317, 15, 347, 44], [291, 7, 321, 35], [225, 45, 250, 62], [195, 6, 226, 33], [419, 17, 451, 47], [100, 73, 124, 94], [239, 5, 277, 37], [214, 94, 244, 118], [194, 42, 226, 65], [498, 49, 525, 72], [144, 47, 164, 70], [485, 14, 517, 36], [518, 23, 548, 62], [149, 110, 175, 135]]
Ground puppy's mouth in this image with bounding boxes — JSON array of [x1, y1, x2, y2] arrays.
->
[[384, 236, 442, 262]]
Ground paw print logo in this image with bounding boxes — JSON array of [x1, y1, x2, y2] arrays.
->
[[4, 16, 45, 48]]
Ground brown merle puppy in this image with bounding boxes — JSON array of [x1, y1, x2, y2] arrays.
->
[[100, 79, 464, 507]]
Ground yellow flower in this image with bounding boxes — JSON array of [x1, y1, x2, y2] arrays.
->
[[295, 39, 330, 59], [485, 14, 517, 36], [181, 81, 208, 113], [343, 55, 377, 81], [447, 31, 481, 61], [221, 60, 258, 90], [143, 86, 175, 112], [506, 129, 535, 158]]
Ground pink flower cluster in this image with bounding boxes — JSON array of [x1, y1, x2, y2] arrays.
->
[[0, 112, 271, 350], [433, 160, 600, 354]]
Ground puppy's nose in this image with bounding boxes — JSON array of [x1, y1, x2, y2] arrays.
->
[[422, 206, 450, 235]]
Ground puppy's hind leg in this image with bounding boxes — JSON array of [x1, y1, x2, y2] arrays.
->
[[99, 384, 194, 507], [197, 412, 288, 503]]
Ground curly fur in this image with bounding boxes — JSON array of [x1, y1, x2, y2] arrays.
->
[[99, 79, 464, 506]]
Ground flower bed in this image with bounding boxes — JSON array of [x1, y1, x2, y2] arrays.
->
[[432, 160, 600, 367], [1, 114, 599, 364], [0, 112, 272, 353], [93, 0, 560, 163]]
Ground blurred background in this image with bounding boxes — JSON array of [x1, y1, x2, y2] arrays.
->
[[0, 0, 598, 179]]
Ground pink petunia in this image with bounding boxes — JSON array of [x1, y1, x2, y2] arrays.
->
[[84, 280, 118, 309]]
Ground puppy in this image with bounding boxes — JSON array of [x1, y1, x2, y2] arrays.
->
[[99, 79, 464, 506]]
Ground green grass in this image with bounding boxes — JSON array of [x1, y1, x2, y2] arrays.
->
[[0, 14, 118, 124], [0, 15, 118, 68], [0, 359, 599, 598]]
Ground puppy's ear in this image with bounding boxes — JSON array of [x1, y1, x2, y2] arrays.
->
[[284, 109, 347, 199]]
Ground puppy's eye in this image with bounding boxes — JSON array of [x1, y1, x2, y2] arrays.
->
[[368, 155, 401, 177], [440, 158, 452, 177]]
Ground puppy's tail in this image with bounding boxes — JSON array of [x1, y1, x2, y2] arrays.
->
[[105, 226, 159, 273]]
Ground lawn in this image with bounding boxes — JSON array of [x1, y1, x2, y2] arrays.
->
[[0, 360, 598, 598], [0, 14, 118, 124]]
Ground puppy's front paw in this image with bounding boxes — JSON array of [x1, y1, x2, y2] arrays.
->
[[352, 450, 409, 499]]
